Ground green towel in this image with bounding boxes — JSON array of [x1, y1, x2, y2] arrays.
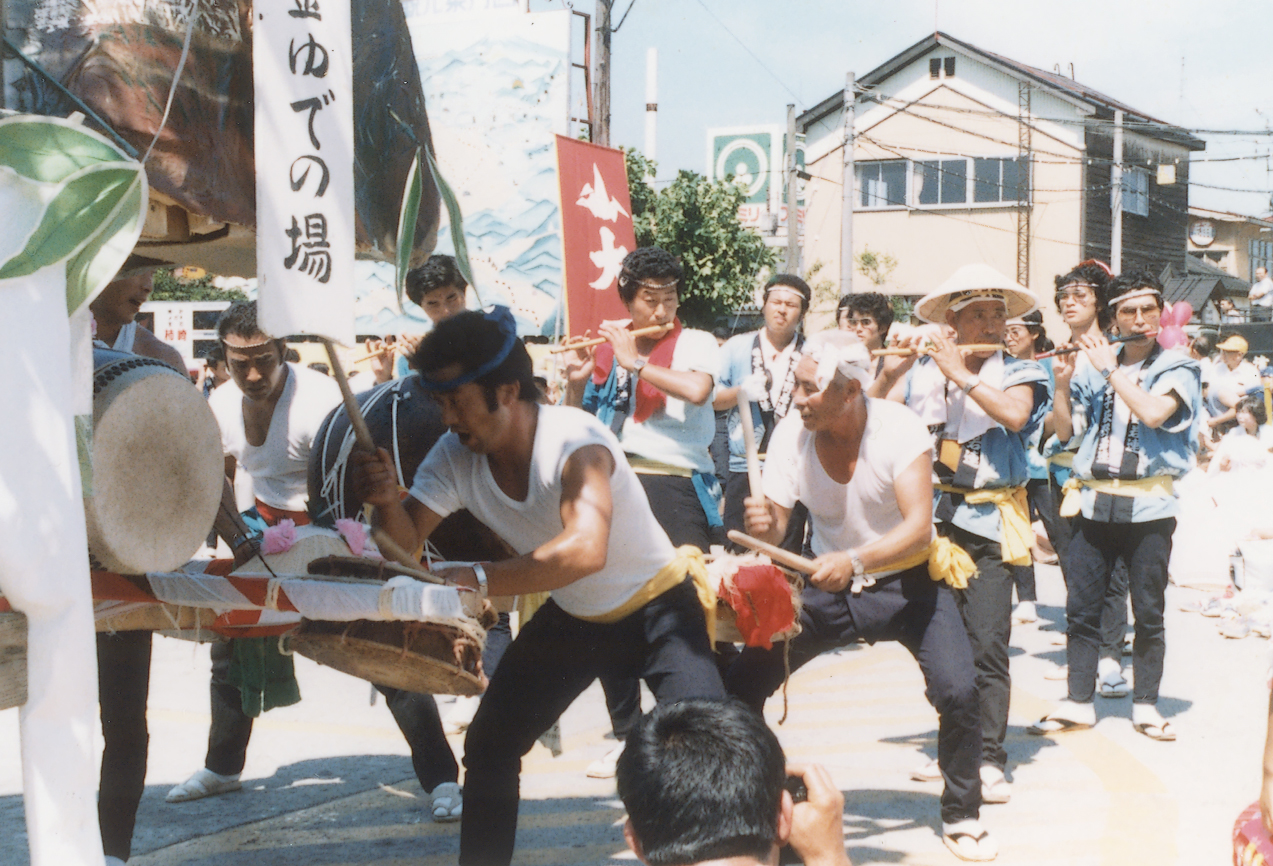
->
[[226, 637, 301, 717]]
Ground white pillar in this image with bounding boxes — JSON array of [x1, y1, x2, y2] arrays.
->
[[1112, 109, 1123, 273], [644, 47, 658, 164]]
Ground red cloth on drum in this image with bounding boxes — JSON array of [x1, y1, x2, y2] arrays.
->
[[1234, 802, 1273, 866], [254, 500, 310, 527], [720, 563, 795, 650]]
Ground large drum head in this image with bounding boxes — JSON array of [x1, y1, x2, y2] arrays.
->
[[86, 352, 223, 573]]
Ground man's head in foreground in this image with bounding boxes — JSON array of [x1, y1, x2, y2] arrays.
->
[[616, 699, 790, 865]]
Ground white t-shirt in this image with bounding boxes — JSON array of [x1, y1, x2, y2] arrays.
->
[[209, 363, 342, 512], [409, 405, 677, 618], [613, 328, 719, 473], [1208, 358, 1259, 416], [763, 399, 933, 576]]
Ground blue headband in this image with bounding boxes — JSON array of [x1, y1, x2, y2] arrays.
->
[[418, 305, 520, 392]]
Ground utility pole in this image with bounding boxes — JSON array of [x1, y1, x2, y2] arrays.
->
[[840, 71, 855, 296], [1016, 82, 1031, 287], [644, 47, 657, 163], [786, 103, 799, 273], [594, 0, 611, 146], [1112, 109, 1123, 273]]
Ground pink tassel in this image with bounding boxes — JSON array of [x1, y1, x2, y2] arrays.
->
[[335, 519, 368, 557], [260, 520, 297, 555]]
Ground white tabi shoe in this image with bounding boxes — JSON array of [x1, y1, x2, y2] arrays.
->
[[165, 767, 242, 803]]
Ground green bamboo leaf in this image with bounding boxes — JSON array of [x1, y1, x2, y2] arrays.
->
[[65, 170, 147, 314], [395, 148, 423, 309], [0, 165, 141, 281], [0, 118, 129, 184], [425, 145, 482, 307]]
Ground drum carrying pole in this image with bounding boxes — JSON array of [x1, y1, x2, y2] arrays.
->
[[321, 338, 376, 453]]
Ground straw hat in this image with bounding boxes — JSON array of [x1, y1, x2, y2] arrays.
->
[[915, 264, 1038, 324]]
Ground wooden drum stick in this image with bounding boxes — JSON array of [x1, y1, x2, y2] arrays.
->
[[321, 338, 375, 454], [548, 323, 672, 354], [370, 529, 446, 585], [737, 392, 764, 502], [727, 530, 817, 575]]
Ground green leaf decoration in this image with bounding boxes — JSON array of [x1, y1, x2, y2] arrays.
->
[[395, 148, 423, 310], [0, 120, 129, 184], [425, 145, 482, 307], [0, 164, 141, 282], [65, 169, 147, 315]]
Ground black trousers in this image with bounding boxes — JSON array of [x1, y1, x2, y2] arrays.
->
[[1065, 517, 1174, 705], [725, 566, 982, 824], [943, 525, 1013, 771], [1038, 477, 1131, 661], [459, 580, 726, 865], [205, 639, 457, 792], [97, 630, 152, 861], [599, 473, 717, 738]]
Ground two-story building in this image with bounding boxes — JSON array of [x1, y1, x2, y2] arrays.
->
[[799, 32, 1205, 331]]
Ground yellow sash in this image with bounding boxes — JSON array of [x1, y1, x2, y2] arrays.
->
[[1058, 475, 1175, 519], [1047, 451, 1074, 469], [572, 546, 718, 644], [626, 456, 693, 478], [870, 539, 978, 590], [936, 484, 1032, 566]]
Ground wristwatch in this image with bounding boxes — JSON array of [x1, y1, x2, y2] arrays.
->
[[960, 375, 981, 395], [632, 357, 648, 376], [1099, 366, 1114, 381], [848, 549, 865, 577], [471, 562, 488, 595]]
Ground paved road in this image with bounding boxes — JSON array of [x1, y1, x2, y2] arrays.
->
[[0, 564, 1265, 864]]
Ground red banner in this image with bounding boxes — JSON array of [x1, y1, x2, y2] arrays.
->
[[556, 136, 637, 338]]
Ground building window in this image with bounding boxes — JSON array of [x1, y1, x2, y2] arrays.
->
[[929, 58, 941, 79], [944, 57, 956, 77], [1112, 166, 1149, 217], [856, 160, 907, 208], [917, 159, 968, 205], [1251, 239, 1273, 280], [973, 157, 1029, 203]]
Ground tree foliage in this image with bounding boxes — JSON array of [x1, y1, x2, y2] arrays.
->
[[624, 148, 775, 328], [150, 268, 248, 302]]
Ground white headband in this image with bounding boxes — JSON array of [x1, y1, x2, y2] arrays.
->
[[806, 331, 873, 391], [1108, 287, 1161, 307]]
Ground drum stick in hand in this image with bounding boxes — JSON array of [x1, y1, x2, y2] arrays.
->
[[727, 530, 817, 575], [548, 323, 672, 354], [737, 392, 765, 502], [370, 529, 446, 585]]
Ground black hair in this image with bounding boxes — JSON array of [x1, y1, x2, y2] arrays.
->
[[1192, 332, 1217, 358], [1054, 262, 1114, 327], [618, 247, 683, 305], [308, 362, 330, 375], [1107, 268, 1165, 312], [836, 292, 895, 332], [216, 300, 288, 355], [406, 254, 468, 307], [413, 310, 537, 409], [1017, 309, 1054, 354], [205, 344, 226, 364], [616, 699, 785, 866], [1236, 394, 1268, 426], [764, 274, 812, 313]]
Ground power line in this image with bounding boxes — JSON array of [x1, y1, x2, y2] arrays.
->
[[688, 0, 805, 106]]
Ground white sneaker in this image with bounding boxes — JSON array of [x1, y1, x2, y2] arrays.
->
[[586, 742, 624, 779], [980, 764, 1011, 804], [1012, 601, 1037, 624], [910, 756, 942, 782], [443, 695, 480, 735], [165, 767, 242, 803]]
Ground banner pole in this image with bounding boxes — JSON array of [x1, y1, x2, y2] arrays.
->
[[321, 339, 375, 453]]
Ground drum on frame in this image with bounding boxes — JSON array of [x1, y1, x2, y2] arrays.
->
[[85, 348, 223, 574]]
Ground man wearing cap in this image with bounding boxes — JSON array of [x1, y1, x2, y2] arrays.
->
[[871, 264, 1049, 806], [728, 331, 993, 862], [354, 307, 726, 866], [563, 247, 722, 777], [1032, 269, 1201, 741], [1206, 334, 1259, 432], [715, 274, 810, 543]]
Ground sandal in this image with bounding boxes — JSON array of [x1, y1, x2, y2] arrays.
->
[[1132, 706, 1177, 741], [165, 768, 242, 803], [1097, 673, 1130, 698], [428, 782, 463, 823], [943, 819, 998, 861], [1027, 715, 1091, 735]]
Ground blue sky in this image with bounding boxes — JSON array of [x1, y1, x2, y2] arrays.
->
[[530, 0, 1273, 217]]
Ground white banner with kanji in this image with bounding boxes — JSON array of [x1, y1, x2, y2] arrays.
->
[[254, 0, 356, 345]]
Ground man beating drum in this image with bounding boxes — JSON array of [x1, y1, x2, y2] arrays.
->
[[352, 307, 727, 866], [87, 258, 196, 865], [166, 300, 468, 824], [724, 332, 994, 863]]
